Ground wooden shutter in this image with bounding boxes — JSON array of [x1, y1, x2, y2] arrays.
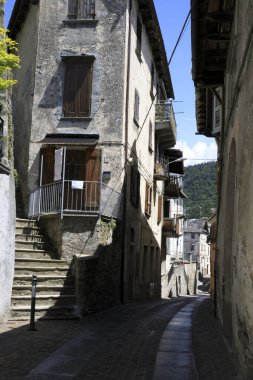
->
[[85, 148, 101, 209], [134, 89, 140, 124], [130, 167, 140, 208], [157, 195, 162, 224], [68, 0, 77, 19], [41, 147, 55, 185], [63, 64, 78, 117], [136, 15, 142, 53], [145, 182, 149, 215], [77, 64, 93, 117], [63, 60, 93, 118]]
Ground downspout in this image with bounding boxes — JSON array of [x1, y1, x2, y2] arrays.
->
[[121, 0, 132, 304]]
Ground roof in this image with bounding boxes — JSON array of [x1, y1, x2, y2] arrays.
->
[[184, 218, 208, 233], [191, 0, 235, 135], [8, 0, 174, 99], [38, 133, 99, 146]]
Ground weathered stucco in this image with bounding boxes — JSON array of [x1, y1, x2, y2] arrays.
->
[[216, 3, 253, 377], [0, 173, 15, 323]]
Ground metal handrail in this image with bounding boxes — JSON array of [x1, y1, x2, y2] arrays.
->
[[28, 180, 123, 220]]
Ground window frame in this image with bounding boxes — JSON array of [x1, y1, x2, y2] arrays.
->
[[145, 182, 152, 217], [62, 56, 94, 119], [67, 0, 96, 20]]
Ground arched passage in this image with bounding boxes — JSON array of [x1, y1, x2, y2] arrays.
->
[[222, 139, 236, 342]]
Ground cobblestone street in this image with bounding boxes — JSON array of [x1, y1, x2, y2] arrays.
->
[[0, 296, 241, 380]]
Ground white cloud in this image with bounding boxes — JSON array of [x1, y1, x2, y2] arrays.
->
[[175, 140, 217, 166]]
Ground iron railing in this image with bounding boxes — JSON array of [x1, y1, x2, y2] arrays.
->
[[155, 101, 177, 139], [28, 180, 123, 220]]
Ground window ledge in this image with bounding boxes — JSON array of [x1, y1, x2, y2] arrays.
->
[[135, 49, 143, 63], [63, 19, 98, 26], [60, 117, 92, 121]]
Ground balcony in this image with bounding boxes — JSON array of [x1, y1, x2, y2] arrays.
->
[[164, 176, 180, 198], [28, 180, 123, 220], [155, 101, 176, 149], [163, 218, 182, 238]]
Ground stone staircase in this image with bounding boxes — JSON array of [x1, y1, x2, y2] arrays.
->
[[11, 218, 77, 320]]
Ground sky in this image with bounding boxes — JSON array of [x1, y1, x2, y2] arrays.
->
[[4, 0, 217, 166]]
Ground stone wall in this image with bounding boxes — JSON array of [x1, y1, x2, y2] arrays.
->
[[161, 262, 197, 298], [216, 3, 253, 377]]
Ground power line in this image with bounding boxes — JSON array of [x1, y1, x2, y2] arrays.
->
[[168, 10, 191, 66]]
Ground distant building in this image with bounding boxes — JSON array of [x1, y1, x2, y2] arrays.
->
[[183, 218, 210, 277]]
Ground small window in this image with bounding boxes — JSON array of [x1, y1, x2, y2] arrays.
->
[[150, 63, 155, 98], [134, 89, 140, 126], [130, 166, 140, 208], [163, 199, 170, 219], [157, 195, 163, 224], [191, 243, 195, 251], [145, 182, 152, 217], [68, 0, 95, 20], [136, 15, 142, 59], [63, 57, 94, 118], [191, 233, 195, 239], [148, 121, 153, 152]]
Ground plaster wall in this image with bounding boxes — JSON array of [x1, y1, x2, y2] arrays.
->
[[0, 174, 15, 323], [216, 2, 253, 377]]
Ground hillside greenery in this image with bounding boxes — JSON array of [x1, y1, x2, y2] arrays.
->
[[183, 161, 217, 219]]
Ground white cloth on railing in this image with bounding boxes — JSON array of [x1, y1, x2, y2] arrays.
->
[[71, 180, 84, 189], [54, 148, 63, 181]]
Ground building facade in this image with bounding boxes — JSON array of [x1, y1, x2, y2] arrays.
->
[[9, 0, 181, 314], [0, 5, 16, 323], [191, 0, 253, 377]]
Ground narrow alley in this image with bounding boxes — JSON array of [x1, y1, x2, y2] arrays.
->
[[0, 295, 240, 380]]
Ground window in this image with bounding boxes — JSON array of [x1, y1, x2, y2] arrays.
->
[[163, 199, 170, 219], [145, 182, 152, 217], [191, 233, 195, 239], [136, 15, 142, 57], [134, 89, 140, 126], [148, 121, 153, 152], [130, 166, 140, 208], [157, 195, 163, 224], [68, 0, 95, 20], [191, 243, 195, 251], [63, 57, 94, 118], [150, 63, 155, 98]]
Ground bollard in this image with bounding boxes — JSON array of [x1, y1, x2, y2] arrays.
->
[[29, 274, 37, 331]]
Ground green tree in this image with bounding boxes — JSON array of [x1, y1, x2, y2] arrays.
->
[[0, 0, 20, 91]]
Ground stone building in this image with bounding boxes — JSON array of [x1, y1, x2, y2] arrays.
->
[[191, 0, 253, 377], [9, 0, 181, 316], [0, 4, 16, 323], [183, 218, 210, 277]]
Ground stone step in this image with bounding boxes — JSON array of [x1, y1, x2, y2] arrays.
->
[[15, 234, 45, 242], [15, 225, 41, 236], [15, 248, 53, 260], [16, 218, 38, 228], [11, 294, 76, 307], [15, 258, 66, 267], [11, 305, 77, 320], [15, 240, 45, 250], [15, 266, 70, 276], [12, 285, 75, 296], [13, 274, 73, 287]]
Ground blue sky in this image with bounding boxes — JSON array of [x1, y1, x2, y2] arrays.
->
[[5, 0, 216, 165]]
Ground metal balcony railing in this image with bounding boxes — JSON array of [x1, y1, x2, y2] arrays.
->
[[28, 180, 123, 220], [155, 101, 177, 140]]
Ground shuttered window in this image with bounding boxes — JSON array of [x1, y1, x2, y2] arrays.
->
[[134, 89, 140, 125], [41, 147, 55, 185], [157, 195, 163, 224], [68, 0, 95, 20], [63, 58, 93, 118], [136, 15, 142, 56], [145, 182, 152, 217], [130, 166, 140, 208]]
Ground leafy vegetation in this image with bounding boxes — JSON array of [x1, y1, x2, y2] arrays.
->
[[183, 161, 217, 219], [0, 26, 20, 91]]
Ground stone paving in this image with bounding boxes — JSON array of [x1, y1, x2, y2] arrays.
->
[[0, 295, 242, 380]]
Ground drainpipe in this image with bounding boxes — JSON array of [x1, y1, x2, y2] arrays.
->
[[121, 0, 132, 304]]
